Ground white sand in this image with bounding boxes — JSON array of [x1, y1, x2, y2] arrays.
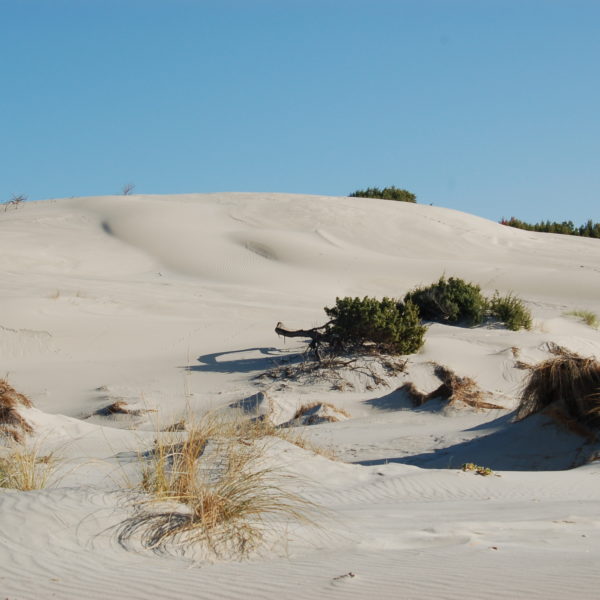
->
[[1, 193, 600, 599]]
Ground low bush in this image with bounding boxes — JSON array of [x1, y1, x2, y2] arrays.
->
[[404, 277, 532, 331], [324, 296, 426, 355], [489, 292, 532, 331], [404, 276, 488, 326]]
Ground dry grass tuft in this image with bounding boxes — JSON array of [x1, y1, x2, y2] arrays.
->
[[515, 360, 533, 370], [516, 348, 600, 431], [95, 400, 152, 417], [119, 415, 319, 558], [0, 379, 34, 443], [163, 420, 187, 432], [400, 364, 503, 410], [292, 402, 351, 425], [231, 413, 339, 460], [0, 445, 56, 490]]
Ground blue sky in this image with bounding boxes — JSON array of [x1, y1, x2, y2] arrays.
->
[[1, 0, 598, 223]]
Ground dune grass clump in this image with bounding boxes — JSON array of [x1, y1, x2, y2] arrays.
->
[[404, 276, 488, 326], [0, 379, 34, 443], [489, 292, 532, 331], [565, 310, 599, 329], [516, 346, 600, 428], [119, 416, 318, 558]]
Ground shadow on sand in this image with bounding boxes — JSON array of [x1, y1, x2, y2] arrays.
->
[[354, 412, 598, 471], [183, 347, 290, 375]]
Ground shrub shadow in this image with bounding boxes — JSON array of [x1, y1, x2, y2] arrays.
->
[[183, 347, 288, 375]]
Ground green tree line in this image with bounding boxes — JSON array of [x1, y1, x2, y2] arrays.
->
[[500, 217, 600, 238]]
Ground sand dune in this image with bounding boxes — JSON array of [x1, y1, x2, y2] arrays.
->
[[1, 193, 599, 599]]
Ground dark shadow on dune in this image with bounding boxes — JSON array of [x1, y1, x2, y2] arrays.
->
[[364, 387, 448, 413], [463, 413, 515, 432], [229, 391, 267, 414], [183, 347, 289, 375], [354, 413, 599, 471]]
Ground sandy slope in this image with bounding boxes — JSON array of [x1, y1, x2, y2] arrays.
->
[[1, 193, 600, 599]]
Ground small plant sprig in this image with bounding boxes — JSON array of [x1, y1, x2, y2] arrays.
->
[[3, 194, 26, 212], [461, 462, 494, 476], [565, 310, 599, 329], [489, 292, 532, 331]]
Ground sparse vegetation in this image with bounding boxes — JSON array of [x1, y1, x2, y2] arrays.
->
[[404, 276, 488, 326], [565, 310, 599, 329], [489, 292, 532, 331], [257, 354, 406, 392], [349, 186, 416, 203], [516, 345, 600, 430]]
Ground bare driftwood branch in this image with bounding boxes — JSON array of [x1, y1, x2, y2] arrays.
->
[[274, 322, 327, 342], [275, 321, 331, 361]]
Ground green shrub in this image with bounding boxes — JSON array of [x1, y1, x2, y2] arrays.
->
[[489, 292, 532, 331], [349, 187, 416, 203], [403, 276, 488, 325], [324, 296, 426, 355]]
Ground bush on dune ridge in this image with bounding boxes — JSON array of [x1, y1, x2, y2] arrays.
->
[[349, 186, 416, 203]]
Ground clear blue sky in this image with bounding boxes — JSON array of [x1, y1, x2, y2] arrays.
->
[[1, 0, 598, 223]]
